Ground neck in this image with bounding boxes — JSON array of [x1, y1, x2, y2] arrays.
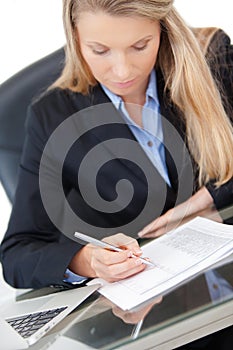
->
[[124, 103, 143, 128], [122, 76, 149, 106]]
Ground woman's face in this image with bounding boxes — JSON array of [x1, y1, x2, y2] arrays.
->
[[77, 12, 161, 102]]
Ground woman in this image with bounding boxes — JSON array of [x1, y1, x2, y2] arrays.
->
[[1, 0, 233, 289]]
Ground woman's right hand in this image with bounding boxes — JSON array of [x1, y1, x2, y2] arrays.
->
[[69, 233, 147, 282]]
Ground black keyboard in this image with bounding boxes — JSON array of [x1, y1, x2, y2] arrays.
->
[[6, 307, 67, 338]]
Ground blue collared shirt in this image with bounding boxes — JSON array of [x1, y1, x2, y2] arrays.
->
[[101, 70, 171, 186]]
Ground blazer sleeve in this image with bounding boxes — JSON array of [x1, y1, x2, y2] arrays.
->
[[205, 29, 233, 215], [0, 102, 82, 289]]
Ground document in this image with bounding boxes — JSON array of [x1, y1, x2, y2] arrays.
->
[[88, 217, 233, 310]]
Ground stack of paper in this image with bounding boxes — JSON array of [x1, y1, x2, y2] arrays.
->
[[88, 217, 233, 310]]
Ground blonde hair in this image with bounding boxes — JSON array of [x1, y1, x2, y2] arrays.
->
[[53, 0, 233, 188]]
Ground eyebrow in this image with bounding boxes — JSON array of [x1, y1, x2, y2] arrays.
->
[[85, 35, 153, 47], [133, 35, 153, 45]]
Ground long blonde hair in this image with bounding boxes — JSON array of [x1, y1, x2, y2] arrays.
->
[[53, 0, 233, 188]]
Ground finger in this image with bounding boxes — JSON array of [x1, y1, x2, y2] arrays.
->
[[103, 233, 142, 256], [93, 245, 132, 265], [109, 257, 146, 280], [138, 221, 157, 236], [140, 221, 179, 238], [96, 256, 146, 282], [138, 215, 168, 237]]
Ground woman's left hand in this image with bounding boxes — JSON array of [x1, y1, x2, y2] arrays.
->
[[138, 187, 222, 238]]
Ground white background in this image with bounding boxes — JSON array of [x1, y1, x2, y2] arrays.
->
[[0, 0, 232, 238]]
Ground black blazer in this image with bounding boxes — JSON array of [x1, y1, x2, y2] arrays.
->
[[1, 29, 233, 289]]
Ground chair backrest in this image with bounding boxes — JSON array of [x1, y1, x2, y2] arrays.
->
[[0, 48, 65, 203]]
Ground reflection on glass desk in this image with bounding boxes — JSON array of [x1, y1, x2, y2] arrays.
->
[[56, 261, 233, 349], [27, 258, 232, 350], [26, 206, 233, 349]]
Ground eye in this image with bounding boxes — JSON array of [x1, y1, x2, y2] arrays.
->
[[133, 44, 148, 51], [92, 48, 109, 56]]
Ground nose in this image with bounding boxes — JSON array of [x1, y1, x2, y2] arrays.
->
[[112, 53, 131, 81]]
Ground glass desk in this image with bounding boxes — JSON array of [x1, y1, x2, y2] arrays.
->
[[26, 207, 233, 349]]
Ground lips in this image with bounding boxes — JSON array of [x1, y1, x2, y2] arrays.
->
[[113, 79, 136, 89]]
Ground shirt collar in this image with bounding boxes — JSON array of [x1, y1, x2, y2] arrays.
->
[[101, 69, 159, 108], [146, 69, 159, 105]]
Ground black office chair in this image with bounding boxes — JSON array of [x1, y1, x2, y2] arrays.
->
[[0, 48, 65, 203]]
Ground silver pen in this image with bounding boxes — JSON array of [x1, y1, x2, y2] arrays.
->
[[74, 232, 155, 267]]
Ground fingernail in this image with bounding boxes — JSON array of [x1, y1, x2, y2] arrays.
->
[[127, 251, 133, 258], [138, 231, 143, 237], [135, 249, 142, 254], [135, 259, 143, 265]]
